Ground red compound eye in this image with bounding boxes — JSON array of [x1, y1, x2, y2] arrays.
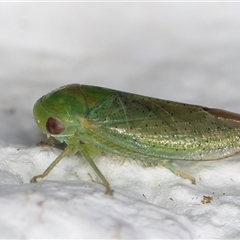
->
[[46, 117, 65, 134]]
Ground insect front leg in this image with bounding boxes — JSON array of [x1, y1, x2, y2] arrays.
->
[[80, 144, 113, 196], [30, 145, 75, 183], [161, 160, 196, 184]]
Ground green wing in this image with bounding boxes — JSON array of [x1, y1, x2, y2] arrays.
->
[[83, 91, 240, 162]]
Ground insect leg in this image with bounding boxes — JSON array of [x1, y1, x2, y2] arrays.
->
[[80, 145, 113, 195], [162, 160, 196, 184], [30, 146, 74, 183]]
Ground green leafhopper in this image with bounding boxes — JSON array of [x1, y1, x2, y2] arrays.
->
[[31, 84, 240, 195]]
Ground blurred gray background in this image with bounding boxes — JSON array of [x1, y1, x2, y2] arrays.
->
[[1, 3, 240, 146]]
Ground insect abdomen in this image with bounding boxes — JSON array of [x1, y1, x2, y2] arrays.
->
[[86, 92, 240, 162]]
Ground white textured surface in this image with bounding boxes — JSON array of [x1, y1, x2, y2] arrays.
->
[[1, 3, 240, 239]]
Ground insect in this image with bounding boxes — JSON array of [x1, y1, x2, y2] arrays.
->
[[31, 84, 240, 195]]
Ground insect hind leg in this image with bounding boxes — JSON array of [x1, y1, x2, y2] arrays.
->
[[147, 159, 196, 184], [161, 160, 196, 184]]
